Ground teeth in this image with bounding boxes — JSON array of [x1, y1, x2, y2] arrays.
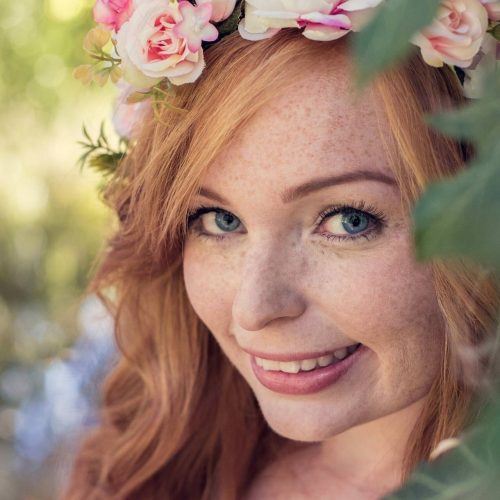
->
[[317, 354, 334, 367], [300, 358, 318, 371], [255, 344, 361, 373], [261, 359, 280, 371], [333, 348, 348, 360], [279, 361, 301, 373]]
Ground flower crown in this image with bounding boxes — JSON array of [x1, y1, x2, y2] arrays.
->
[[75, 0, 500, 174]]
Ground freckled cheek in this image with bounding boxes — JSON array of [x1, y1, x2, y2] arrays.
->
[[308, 250, 443, 353], [182, 246, 237, 340]]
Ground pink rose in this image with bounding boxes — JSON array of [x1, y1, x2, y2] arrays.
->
[[93, 0, 134, 31], [112, 82, 151, 140], [238, 0, 382, 42], [411, 0, 489, 68], [116, 0, 219, 89], [481, 0, 500, 20], [197, 0, 238, 22]]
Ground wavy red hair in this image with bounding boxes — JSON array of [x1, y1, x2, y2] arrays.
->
[[62, 31, 500, 499]]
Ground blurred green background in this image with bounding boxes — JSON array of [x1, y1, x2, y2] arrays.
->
[[0, 0, 117, 498]]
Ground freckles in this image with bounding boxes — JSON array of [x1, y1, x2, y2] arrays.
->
[[305, 238, 441, 342]]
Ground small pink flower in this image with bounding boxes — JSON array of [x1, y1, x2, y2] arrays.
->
[[116, 0, 219, 89], [481, 0, 500, 20], [93, 0, 134, 31], [411, 0, 489, 68], [238, 0, 382, 42], [197, 0, 238, 22], [174, 1, 219, 52], [112, 82, 151, 140]]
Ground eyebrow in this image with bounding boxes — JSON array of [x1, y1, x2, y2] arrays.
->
[[197, 170, 397, 205]]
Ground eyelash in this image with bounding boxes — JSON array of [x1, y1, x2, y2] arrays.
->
[[186, 200, 387, 245]]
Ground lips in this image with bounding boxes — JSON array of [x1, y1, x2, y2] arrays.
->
[[250, 343, 367, 395]]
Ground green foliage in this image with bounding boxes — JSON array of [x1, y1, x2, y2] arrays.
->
[[413, 68, 500, 271], [488, 22, 500, 41], [78, 123, 128, 178], [352, 0, 441, 87], [387, 388, 500, 500]]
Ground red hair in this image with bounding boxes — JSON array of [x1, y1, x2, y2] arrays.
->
[[62, 31, 500, 499]]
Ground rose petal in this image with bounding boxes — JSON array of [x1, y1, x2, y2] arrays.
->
[[302, 23, 350, 40]]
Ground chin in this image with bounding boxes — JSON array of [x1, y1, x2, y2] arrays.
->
[[255, 392, 371, 442]]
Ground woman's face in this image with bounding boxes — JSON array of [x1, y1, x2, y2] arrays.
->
[[182, 58, 445, 442]]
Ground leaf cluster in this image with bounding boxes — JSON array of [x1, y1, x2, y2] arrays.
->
[[350, 1, 500, 498], [73, 27, 122, 88], [78, 123, 128, 178]]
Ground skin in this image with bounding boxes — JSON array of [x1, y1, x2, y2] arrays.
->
[[182, 49, 445, 498]]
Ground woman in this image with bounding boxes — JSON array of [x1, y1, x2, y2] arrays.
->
[[64, 21, 500, 500]]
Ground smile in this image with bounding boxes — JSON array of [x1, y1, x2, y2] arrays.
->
[[255, 343, 361, 373], [250, 343, 366, 395]]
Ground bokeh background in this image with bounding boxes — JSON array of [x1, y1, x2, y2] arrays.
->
[[0, 1, 119, 497]]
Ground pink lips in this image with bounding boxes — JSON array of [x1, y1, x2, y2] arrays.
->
[[250, 344, 367, 395]]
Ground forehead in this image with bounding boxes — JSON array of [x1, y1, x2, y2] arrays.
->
[[202, 62, 393, 192]]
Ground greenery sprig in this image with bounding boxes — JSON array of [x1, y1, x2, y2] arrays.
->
[[77, 123, 128, 177]]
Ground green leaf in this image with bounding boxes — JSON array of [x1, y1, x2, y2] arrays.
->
[[99, 122, 109, 147], [413, 65, 500, 271], [385, 393, 500, 500], [413, 150, 500, 271], [352, 0, 441, 87], [424, 68, 500, 157], [82, 124, 92, 143], [88, 152, 125, 175], [488, 23, 500, 42], [76, 121, 129, 178]]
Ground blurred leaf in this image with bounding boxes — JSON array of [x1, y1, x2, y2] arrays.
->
[[72, 64, 94, 85], [353, 0, 441, 87], [127, 91, 151, 104], [386, 394, 500, 499], [413, 67, 500, 270], [413, 150, 500, 270], [88, 152, 125, 175], [83, 27, 111, 54], [489, 23, 500, 42], [93, 68, 110, 87], [77, 122, 127, 176], [82, 124, 92, 144], [110, 65, 122, 84], [424, 69, 500, 157]]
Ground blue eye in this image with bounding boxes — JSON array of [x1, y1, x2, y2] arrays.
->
[[186, 201, 386, 244], [316, 203, 386, 243], [340, 210, 370, 234], [187, 207, 241, 239], [214, 211, 240, 232]]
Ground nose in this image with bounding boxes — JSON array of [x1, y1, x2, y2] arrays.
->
[[231, 238, 307, 332]]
